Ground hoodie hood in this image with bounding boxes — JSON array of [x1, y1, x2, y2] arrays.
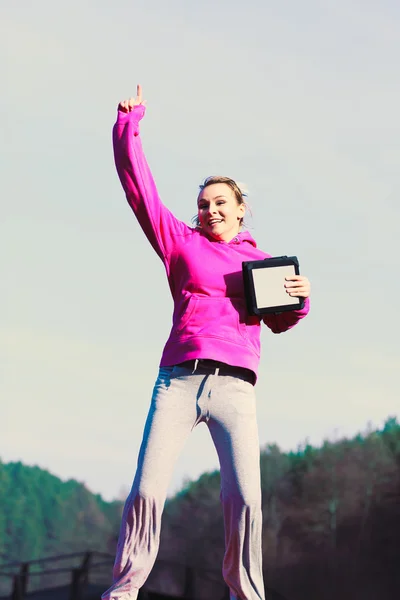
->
[[234, 230, 257, 247], [199, 228, 258, 247]]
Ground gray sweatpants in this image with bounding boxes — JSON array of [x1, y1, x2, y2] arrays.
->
[[102, 363, 265, 600]]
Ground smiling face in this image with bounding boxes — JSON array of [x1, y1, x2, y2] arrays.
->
[[197, 182, 246, 242]]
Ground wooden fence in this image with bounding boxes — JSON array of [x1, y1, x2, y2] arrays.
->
[[0, 551, 111, 599], [0, 551, 230, 600]]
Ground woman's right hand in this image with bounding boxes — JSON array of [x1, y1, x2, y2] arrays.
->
[[118, 84, 146, 113]]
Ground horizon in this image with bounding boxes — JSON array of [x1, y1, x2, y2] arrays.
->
[[1, 414, 397, 502]]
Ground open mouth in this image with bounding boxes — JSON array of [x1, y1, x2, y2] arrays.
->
[[208, 219, 223, 226]]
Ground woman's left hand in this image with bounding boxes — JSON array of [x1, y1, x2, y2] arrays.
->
[[284, 275, 311, 298]]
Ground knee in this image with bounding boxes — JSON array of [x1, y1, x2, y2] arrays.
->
[[131, 470, 168, 504]]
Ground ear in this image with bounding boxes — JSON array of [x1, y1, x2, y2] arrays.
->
[[237, 203, 246, 219]]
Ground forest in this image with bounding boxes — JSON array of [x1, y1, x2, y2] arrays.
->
[[0, 417, 399, 599]]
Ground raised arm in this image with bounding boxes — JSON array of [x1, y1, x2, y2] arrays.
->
[[113, 85, 189, 261]]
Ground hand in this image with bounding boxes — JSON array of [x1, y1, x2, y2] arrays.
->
[[118, 84, 146, 113], [284, 275, 311, 298]]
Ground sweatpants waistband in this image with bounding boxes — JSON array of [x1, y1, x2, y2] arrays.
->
[[177, 359, 255, 385]]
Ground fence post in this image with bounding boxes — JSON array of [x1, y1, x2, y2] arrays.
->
[[20, 563, 29, 596], [11, 563, 29, 600], [11, 575, 22, 600], [70, 568, 81, 600], [69, 552, 92, 600], [80, 552, 91, 586]]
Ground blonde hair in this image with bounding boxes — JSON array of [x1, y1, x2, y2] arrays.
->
[[193, 176, 248, 228]]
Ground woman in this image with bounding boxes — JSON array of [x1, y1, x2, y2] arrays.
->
[[102, 85, 310, 600]]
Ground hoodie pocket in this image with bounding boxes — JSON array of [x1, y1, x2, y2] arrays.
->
[[173, 295, 248, 344]]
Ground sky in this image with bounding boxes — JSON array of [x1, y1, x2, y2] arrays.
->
[[1, 0, 399, 502]]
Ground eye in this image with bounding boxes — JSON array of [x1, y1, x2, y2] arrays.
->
[[216, 200, 225, 205], [198, 203, 208, 209]]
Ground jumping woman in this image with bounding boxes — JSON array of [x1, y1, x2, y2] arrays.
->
[[102, 85, 311, 600]]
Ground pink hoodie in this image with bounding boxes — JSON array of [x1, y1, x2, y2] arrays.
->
[[113, 106, 309, 381]]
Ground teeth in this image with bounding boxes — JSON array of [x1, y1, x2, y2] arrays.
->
[[209, 220, 222, 225]]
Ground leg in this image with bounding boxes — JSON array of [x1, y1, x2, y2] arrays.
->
[[207, 375, 265, 600], [102, 367, 198, 600]]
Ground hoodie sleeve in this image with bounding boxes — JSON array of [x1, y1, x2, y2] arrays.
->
[[262, 297, 310, 333], [112, 106, 190, 262]]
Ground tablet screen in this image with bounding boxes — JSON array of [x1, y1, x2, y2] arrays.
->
[[252, 265, 301, 309]]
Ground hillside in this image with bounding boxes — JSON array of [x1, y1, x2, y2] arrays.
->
[[0, 462, 121, 563]]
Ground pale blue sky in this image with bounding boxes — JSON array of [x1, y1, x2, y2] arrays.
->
[[1, 0, 399, 501]]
